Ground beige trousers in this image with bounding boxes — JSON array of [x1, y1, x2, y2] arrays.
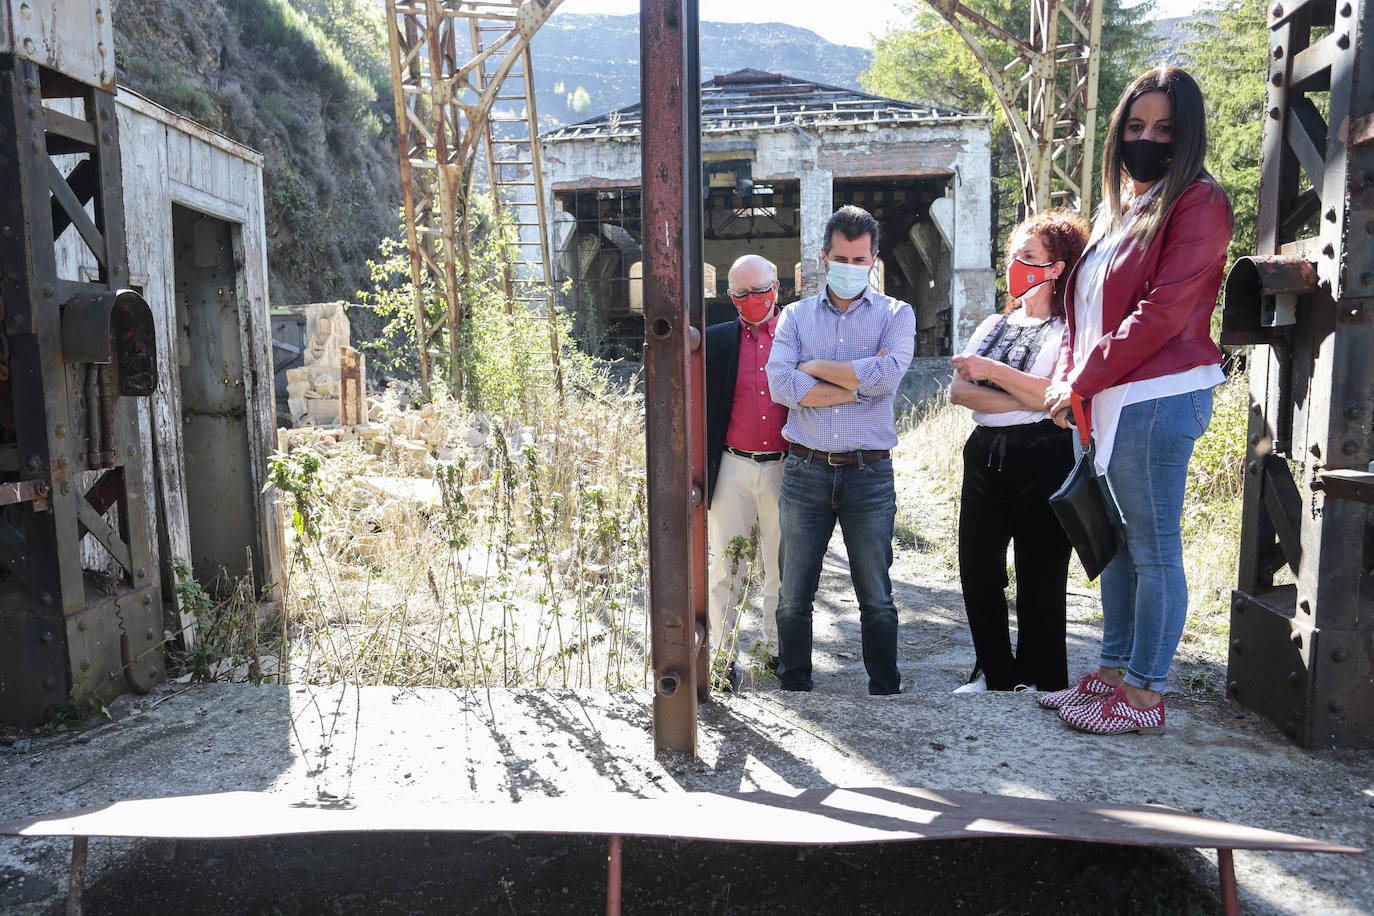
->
[[706, 451, 783, 660]]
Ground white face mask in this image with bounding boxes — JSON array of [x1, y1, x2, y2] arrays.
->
[[826, 260, 871, 299]]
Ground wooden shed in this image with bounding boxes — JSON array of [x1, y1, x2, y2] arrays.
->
[[55, 87, 285, 617]]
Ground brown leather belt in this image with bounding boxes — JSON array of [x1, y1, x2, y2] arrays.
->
[[787, 446, 891, 466], [725, 446, 786, 462]]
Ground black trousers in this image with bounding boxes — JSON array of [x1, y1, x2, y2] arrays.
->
[[957, 419, 1075, 691]]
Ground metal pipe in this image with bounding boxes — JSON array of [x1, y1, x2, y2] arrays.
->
[[97, 365, 116, 468], [605, 834, 622, 916], [65, 836, 87, 916], [1217, 848, 1239, 916], [84, 364, 101, 469]]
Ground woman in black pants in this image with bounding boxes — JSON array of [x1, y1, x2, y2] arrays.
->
[[950, 209, 1088, 693]]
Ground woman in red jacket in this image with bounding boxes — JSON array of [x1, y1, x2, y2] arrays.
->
[[1040, 66, 1232, 735]]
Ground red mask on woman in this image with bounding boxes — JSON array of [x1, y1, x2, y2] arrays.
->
[[730, 287, 777, 324], [1007, 258, 1059, 299]]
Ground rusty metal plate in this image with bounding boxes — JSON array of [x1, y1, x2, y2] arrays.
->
[[0, 0, 115, 91], [60, 289, 157, 395], [0, 788, 1362, 856]]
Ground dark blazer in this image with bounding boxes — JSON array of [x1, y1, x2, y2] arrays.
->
[[704, 318, 742, 510], [1055, 178, 1232, 397]]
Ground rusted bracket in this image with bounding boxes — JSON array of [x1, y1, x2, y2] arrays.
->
[[1312, 469, 1374, 505], [0, 480, 52, 512]]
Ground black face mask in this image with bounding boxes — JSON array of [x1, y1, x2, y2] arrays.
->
[[1121, 138, 1172, 184]]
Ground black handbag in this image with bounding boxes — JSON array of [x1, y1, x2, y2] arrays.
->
[[1049, 393, 1125, 581]]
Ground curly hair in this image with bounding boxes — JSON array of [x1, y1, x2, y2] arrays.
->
[[1003, 208, 1089, 318]]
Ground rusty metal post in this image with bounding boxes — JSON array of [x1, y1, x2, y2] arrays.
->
[[1217, 848, 1239, 916], [65, 835, 87, 916], [605, 834, 622, 916], [642, 0, 706, 754]]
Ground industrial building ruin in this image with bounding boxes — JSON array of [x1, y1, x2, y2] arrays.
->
[[541, 69, 995, 370]]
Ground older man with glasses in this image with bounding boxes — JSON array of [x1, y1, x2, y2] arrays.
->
[[765, 205, 915, 696], [703, 254, 787, 691]]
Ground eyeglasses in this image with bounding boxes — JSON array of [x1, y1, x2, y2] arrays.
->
[[728, 285, 776, 300]]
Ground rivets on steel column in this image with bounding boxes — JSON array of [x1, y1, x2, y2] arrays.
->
[[1346, 405, 1363, 422], [77, 619, 87, 631], [1340, 1, 1352, 15], [1287, 670, 1301, 686], [1228, 681, 1239, 694], [61, 482, 71, 495], [1331, 647, 1350, 663], [1249, 433, 1260, 446], [1231, 638, 1243, 653], [1336, 33, 1349, 49], [101, 132, 113, 146], [112, 264, 124, 277], [55, 425, 66, 438], [1309, 441, 1322, 458], [1322, 243, 1335, 258], [43, 676, 56, 690], [1271, 3, 1283, 18], [1272, 44, 1284, 58], [41, 284, 53, 298], [1328, 697, 1345, 713], [142, 593, 152, 605], [127, 446, 137, 457], [1270, 72, 1282, 86], [1251, 402, 1263, 415], [145, 627, 155, 639], [1247, 460, 1259, 475], [136, 567, 146, 578], [147, 667, 158, 679], [1325, 207, 1337, 222], [1269, 106, 1281, 120], [1341, 440, 1358, 456]]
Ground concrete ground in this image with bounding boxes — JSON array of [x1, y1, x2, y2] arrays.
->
[[1, 510, 1370, 913]]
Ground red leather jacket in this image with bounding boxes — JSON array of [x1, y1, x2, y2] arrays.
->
[[1055, 178, 1232, 397]]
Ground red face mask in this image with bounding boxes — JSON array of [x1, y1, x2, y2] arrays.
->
[[1007, 258, 1059, 299], [729, 286, 777, 324]]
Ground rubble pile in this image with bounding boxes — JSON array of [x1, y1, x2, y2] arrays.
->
[[282, 301, 366, 427]]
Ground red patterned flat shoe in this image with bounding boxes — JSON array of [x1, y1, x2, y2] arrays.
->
[[1057, 687, 1166, 735], [1035, 671, 1115, 710]]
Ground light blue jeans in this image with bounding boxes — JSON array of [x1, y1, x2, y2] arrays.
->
[[1099, 389, 1213, 690]]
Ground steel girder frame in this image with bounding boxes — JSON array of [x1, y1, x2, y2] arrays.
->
[[1220, 0, 1374, 749], [642, 0, 709, 755], [0, 57, 163, 725], [928, 0, 1104, 216], [383, 0, 564, 400]]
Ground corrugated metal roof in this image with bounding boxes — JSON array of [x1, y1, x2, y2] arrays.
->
[[543, 69, 985, 141]]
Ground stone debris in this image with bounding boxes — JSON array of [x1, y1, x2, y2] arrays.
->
[[282, 301, 367, 427]]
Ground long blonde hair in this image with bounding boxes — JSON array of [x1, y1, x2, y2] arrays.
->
[[1095, 66, 1227, 248]]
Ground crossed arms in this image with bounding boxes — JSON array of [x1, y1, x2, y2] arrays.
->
[[766, 304, 916, 409]]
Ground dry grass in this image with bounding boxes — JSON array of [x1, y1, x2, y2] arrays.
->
[[273, 376, 651, 690]]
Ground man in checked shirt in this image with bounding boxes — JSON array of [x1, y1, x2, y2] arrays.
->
[[765, 205, 916, 695]]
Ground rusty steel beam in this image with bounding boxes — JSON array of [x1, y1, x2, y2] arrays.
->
[[927, 0, 1103, 215], [641, 0, 706, 755], [382, 0, 565, 400], [1226, 0, 1374, 749]]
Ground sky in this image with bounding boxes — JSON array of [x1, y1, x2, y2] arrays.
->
[[561, 0, 1208, 50]]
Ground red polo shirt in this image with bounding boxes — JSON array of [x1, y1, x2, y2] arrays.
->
[[725, 311, 787, 452]]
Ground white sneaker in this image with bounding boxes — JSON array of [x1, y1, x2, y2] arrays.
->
[[952, 673, 987, 694]]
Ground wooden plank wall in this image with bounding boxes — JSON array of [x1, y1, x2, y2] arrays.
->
[[53, 91, 285, 642]]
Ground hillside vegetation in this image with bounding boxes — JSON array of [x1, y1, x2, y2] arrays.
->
[[112, 0, 399, 305]]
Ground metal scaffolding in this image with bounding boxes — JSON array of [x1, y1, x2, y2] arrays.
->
[[929, 0, 1104, 215], [383, 0, 564, 399]]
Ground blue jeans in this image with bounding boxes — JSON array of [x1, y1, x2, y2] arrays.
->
[[1100, 389, 1213, 690], [774, 453, 900, 695]]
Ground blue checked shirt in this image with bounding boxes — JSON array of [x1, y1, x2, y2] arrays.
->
[[766, 287, 915, 451]]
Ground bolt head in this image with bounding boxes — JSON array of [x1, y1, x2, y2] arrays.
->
[[1332, 647, 1350, 663]]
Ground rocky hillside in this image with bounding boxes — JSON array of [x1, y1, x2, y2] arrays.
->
[[112, 0, 399, 306], [108, 2, 873, 305]]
